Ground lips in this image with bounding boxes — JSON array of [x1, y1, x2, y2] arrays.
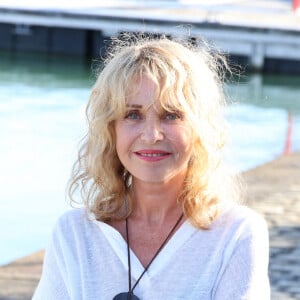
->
[[134, 149, 171, 161]]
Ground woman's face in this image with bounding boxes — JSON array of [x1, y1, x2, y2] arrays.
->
[[114, 76, 194, 185]]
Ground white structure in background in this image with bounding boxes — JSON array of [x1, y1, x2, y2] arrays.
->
[[0, 0, 299, 71]]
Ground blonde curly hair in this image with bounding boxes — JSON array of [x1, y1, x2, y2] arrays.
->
[[69, 34, 241, 229]]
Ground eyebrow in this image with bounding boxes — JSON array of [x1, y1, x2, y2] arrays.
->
[[126, 104, 143, 108]]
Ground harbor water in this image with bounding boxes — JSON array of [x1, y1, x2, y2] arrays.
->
[[0, 51, 300, 266]]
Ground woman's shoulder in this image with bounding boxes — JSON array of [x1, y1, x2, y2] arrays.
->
[[56, 207, 86, 222], [218, 202, 267, 224], [213, 203, 269, 240], [49, 208, 101, 247], [53, 207, 93, 233]]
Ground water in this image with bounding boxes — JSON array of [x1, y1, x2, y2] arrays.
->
[[225, 74, 300, 170], [0, 52, 299, 266]]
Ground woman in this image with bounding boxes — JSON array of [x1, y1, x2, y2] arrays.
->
[[33, 35, 270, 299]]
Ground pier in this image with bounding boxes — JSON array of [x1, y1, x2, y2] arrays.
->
[[0, 0, 300, 73]]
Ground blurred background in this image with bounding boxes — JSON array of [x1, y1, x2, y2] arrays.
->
[[0, 0, 299, 273]]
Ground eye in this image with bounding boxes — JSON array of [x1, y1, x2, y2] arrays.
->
[[125, 110, 141, 120], [162, 111, 183, 121]]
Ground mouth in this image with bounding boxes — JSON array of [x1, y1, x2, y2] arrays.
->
[[134, 150, 171, 161]]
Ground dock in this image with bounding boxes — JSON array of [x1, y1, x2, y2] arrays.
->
[[0, 0, 300, 73], [0, 151, 299, 299]]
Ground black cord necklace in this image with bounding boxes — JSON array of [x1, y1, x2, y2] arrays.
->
[[113, 212, 184, 300]]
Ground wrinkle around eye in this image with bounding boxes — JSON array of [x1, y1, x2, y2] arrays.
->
[[161, 111, 184, 121], [124, 110, 142, 120]]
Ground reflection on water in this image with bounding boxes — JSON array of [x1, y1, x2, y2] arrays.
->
[[227, 73, 300, 113], [0, 52, 299, 265], [225, 73, 300, 170]]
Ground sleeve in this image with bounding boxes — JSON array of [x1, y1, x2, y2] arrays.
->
[[32, 219, 71, 300], [213, 214, 270, 300]]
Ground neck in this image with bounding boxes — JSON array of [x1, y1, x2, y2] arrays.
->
[[130, 177, 185, 226]]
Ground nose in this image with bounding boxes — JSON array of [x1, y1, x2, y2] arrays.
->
[[140, 117, 164, 144]]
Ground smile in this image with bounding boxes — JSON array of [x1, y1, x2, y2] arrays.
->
[[134, 150, 171, 161], [139, 153, 165, 157]]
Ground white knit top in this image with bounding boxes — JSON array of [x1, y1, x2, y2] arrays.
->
[[33, 204, 270, 300]]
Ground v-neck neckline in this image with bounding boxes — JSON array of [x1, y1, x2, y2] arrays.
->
[[95, 219, 197, 281]]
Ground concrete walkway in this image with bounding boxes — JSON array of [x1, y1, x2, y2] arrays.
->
[[0, 151, 299, 299], [245, 152, 300, 300], [0, 251, 43, 300]]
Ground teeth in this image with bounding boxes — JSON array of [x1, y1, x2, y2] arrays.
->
[[140, 153, 165, 157]]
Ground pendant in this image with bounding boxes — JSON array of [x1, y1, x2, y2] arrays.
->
[[113, 292, 140, 300]]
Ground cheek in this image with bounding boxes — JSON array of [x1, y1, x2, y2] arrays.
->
[[114, 122, 124, 156], [115, 134, 126, 157], [115, 123, 136, 156], [168, 126, 193, 152]]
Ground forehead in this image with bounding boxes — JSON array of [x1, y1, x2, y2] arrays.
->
[[125, 75, 184, 111], [125, 76, 158, 107]]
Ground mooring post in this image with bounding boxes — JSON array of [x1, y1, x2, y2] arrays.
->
[[284, 112, 293, 155], [293, 0, 300, 14], [250, 43, 264, 71]]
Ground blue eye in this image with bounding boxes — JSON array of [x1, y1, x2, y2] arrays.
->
[[125, 111, 141, 120], [163, 112, 182, 120]]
